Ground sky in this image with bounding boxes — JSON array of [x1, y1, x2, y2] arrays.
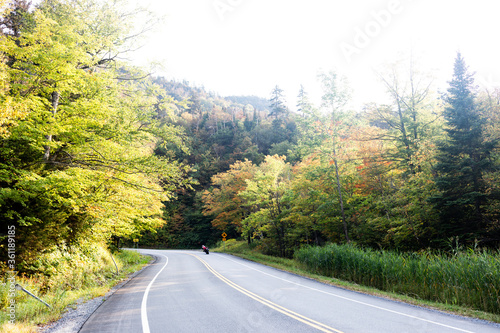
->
[[132, 0, 500, 110]]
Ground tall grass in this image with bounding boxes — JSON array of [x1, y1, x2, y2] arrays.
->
[[294, 243, 500, 314], [0, 245, 150, 332]]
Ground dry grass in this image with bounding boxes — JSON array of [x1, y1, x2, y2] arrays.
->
[[0, 248, 150, 332]]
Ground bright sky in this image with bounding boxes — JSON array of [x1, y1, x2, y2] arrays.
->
[[133, 0, 500, 110]]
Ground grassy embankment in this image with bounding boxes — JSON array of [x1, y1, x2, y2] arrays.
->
[[0, 246, 151, 333], [214, 239, 500, 323]]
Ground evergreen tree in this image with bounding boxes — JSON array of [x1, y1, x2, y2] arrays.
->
[[269, 85, 288, 119], [432, 53, 496, 243], [296, 84, 312, 117]]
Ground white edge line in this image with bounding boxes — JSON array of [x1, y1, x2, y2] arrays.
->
[[217, 254, 476, 333], [141, 254, 169, 333]]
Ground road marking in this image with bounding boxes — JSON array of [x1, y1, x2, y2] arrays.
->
[[189, 254, 343, 333], [141, 255, 169, 333], [218, 254, 476, 333]]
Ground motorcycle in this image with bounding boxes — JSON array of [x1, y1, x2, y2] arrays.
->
[[202, 245, 209, 255]]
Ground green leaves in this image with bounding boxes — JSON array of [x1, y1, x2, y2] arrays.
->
[[0, 0, 191, 269]]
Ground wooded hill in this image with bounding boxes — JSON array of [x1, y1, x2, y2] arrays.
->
[[142, 62, 500, 257], [139, 78, 300, 249]]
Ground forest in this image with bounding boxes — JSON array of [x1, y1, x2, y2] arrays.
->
[[0, 0, 499, 279], [152, 60, 500, 258]]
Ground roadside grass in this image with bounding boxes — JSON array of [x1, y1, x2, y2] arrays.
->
[[0, 248, 151, 333], [214, 239, 500, 324]]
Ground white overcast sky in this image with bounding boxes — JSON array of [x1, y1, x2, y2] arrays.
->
[[132, 0, 500, 109]]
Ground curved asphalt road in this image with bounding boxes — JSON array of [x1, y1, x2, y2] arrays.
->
[[80, 249, 500, 333]]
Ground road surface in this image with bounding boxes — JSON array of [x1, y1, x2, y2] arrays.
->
[[80, 249, 500, 333]]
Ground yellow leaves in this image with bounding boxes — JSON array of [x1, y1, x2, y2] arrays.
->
[[0, 0, 193, 261], [240, 155, 290, 220], [84, 170, 167, 237], [181, 112, 194, 122], [0, 95, 27, 137], [0, 34, 27, 136], [0, 0, 10, 15]]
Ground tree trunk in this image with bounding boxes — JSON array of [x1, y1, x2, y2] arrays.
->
[[43, 91, 60, 161], [395, 100, 413, 174], [332, 141, 350, 243]]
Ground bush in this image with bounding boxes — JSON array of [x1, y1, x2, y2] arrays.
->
[[0, 244, 148, 331]]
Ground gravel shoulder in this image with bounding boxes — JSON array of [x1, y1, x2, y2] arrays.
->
[[38, 255, 155, 333]]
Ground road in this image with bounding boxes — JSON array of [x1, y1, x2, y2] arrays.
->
[[80, 249, 500, 333]]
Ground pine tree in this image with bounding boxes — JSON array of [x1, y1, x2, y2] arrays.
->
[[432, 52, 495, 243], [269, 85, 288, 119], [297, 85, 312, 117]]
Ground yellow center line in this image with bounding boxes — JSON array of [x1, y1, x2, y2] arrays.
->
[[189, 254, 344, 333]]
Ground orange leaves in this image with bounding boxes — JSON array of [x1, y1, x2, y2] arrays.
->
[[202, 159, 257, 231]]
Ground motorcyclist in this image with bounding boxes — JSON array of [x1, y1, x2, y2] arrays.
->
[[202, 245, 209, 254]]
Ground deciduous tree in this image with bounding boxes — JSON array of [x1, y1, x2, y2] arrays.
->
[[239, 155, 291, 256], [202, 159, 256, 237], [0, 0, 190, 269]]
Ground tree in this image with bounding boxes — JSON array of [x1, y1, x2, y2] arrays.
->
[[202, 159, 256, 238], [0, 0, 190, 269], [0, 0, 31, 137], [239, 155, 291, 256], [0, 0, 34, 38], [294, 86, 323, 160], [268, 85, 288, 119], [288, 72, 353, 243], [366, 58, 441, 175], [317, 70, 352, 243], [296, 84, 312, 117], [476, 89, 500, 242], [432, 52, 497, 244], [284, 155, 339, 246]]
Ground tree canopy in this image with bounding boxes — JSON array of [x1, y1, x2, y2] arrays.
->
[[0, 0, 190, 270]]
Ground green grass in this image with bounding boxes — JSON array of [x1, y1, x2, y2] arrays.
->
[[295, 244, 500, 314], [0, 247, 151, 333], [215, 240, 500, 324]]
